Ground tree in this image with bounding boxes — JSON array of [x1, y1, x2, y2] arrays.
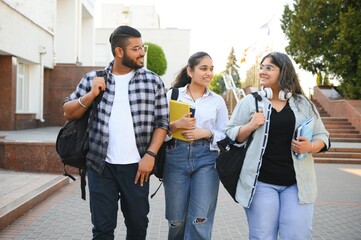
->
[[281, 0, 361, 99], [225, 47, 242, 88], [209, 73, 225, 94], [145, 42, 167, 76], [244, 64, 260, 89], [316, 71, 322, 86]]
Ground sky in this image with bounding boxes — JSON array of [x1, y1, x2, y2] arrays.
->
[[94, 0, 318, 95], [96, 0, 294, 73]]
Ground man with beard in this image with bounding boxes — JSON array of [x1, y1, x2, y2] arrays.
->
[[63, 25, 169, 240]]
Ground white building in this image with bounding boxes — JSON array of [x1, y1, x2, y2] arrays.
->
[[94, 2, 190, 88], [0, 0, 190, 130], [0, 0, 95, 126]]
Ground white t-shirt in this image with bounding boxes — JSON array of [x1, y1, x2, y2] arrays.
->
[[106, 71, 141, 164]]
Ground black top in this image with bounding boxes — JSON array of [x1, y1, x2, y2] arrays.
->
[[258, 101, 296, 186]]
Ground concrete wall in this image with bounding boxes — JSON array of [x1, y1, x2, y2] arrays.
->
[[55, 0, 95, 66], [0, 1, 189, 129], [0, 0, 55, 68]]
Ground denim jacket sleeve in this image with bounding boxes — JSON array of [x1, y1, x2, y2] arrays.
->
[[226, 94, 257, 146]]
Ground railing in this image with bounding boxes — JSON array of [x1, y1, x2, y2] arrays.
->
[[222, 74, 246, 113]]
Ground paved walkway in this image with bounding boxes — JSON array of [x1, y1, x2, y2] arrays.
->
[[0, 128, 360, 239]]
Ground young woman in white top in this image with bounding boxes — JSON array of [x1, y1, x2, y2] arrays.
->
[[163, 52, 229, 240]]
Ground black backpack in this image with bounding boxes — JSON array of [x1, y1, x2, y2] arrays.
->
[[55, 70, 105, 200], [150, 88, 178, 198]]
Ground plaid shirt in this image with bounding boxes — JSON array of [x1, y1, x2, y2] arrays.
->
[[65, 61, 169, 175]]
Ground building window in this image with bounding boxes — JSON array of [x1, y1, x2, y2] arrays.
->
[[16, 61, 29, 112]]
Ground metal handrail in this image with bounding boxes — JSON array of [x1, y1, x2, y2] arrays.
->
[[222, 74, 246, 103]]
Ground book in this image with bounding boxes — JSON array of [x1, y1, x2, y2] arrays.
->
[[294, 116, 314, 160], [169, 100, 191, 142]]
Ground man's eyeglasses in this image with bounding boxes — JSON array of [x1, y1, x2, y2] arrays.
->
[[128, 45, 148, 53], [258, 64, 276, 72]]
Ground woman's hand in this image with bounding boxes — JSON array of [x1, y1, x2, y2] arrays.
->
[[181, 128, 211, 142], [292, 136, 312, 154], [249, 111, 265, 131], [171, 113, 196, 132], [236, 111, 265, 143]]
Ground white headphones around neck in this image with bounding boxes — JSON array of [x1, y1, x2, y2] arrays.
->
[[259, 86, 292, 101]]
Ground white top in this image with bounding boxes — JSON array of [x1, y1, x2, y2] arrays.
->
[[106, 71, 141, 164], [166, 85, 229, 150]]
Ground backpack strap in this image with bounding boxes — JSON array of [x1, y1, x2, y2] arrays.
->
[[94, 70, 106, 104], [251, 92, 262, 113], [170, 87, 179, 100], [80, 169, 86, 200], [78, 70, 106, 201], [233, 92, 261, 145]]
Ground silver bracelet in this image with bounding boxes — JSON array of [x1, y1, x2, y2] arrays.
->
[[78, 97, 87, 108]]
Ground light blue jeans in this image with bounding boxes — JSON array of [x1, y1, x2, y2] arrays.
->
[[163, 139, 219, 240], [244, 181, 313, 240]]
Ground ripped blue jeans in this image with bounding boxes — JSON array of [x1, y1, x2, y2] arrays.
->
[[163, 139, 219, 240]]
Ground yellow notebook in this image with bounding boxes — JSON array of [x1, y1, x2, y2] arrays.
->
[[169, 100, 191, 142]]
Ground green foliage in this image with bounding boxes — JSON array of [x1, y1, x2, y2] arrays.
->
[[209, 73, 225, 94], [316, 71, 332, 86], [323, 74, 330, 86], [225, 47, 242, 88], [281, 0, 361, 99], [316, 72, 322, 86], [145, 42, 167, 76]]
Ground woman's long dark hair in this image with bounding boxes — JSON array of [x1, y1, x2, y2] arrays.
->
[[260, 52, 317, 115], [172, 52, 212, 88], [260, 52, 303, 95]]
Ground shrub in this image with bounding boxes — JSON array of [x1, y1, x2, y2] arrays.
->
[[145, 42, 167, 76]]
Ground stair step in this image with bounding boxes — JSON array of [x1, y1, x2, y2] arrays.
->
[[324, 121, 351, 125], [322, 117, 349, 124], [321, 116, 349, 120], [328, 147, 361, 153], [318, 110, 328, 112], [331, 137, 361, 142], [314, 152, 361, 159], [0, 173, 69, 230], [328, 129, 359, 134], [310, 98, 361, 164], [330, 133, 361, 138], [324, 121, 352, 126], [314, 157, 361, 164], [326, 125, 355, 129]]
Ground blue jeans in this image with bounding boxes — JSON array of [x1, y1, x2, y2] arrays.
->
[[88, 163, 149, 240], [163, 139, 219, 240], [244, 181, 313, 240]]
